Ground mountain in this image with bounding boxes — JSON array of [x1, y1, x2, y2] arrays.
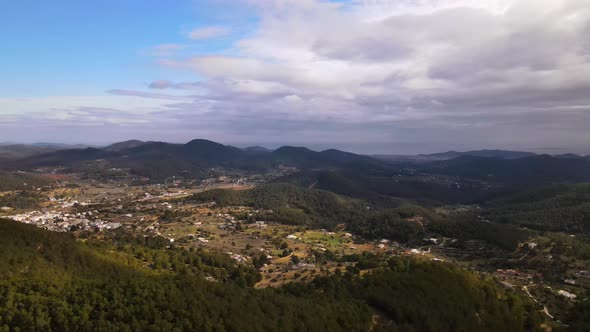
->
[[483, 183, 590, 233], [11, 147, 113, 169], [425, 150, 536, 160], [30, 143, 93, 149], [103, 140, 249, 178], [10, 139, 585, 187], [373, 154, 439, 164], [423, 154, 590, 185], [0, 144, 60, 161], [274, 168, 508, 206], [0, 143, 98, 162], [272, 146, 382, 169], [320, 149, 373, 163], [103, 139, 146, 151], [117, 139, 247, 167], [272, 146, 316, 161], [421, 151, 464, 160], [182, 139, 245, 163], [191, 182, 433, 242], [4, 139, 389, 178], [242, 146, 273, 154], [120, 141, 181, 157], [375, 150, 537, 164], [275, 170, 381, 202], [6, 139, 247, 173]]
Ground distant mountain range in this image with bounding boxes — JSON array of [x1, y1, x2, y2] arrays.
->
[[0, 144, 61, 161], [424, 149, 537, 160], [0, 142, 93, 148], [0, 143, 96, 163], [103, 140, 146, 152], [3, 140, 589, 185], [374, 149, 538, 163], [421, 154, 590, 185], [3, 139, 381, 178]]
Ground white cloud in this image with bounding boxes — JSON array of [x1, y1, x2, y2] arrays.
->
[[166, 0, 590, 151], [284, 94, 302, 102], [4, 0, 590, 152], [0, 95, 171, 115], [188, 26, 230, 40]]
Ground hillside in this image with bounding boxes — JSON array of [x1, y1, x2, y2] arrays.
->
[[190, 183, 370, 227], [182, 139, 246, 163], [103, 139, 146, 151], [272, 146, 383, 170], [423, 155, 590, 185], [0, 144, 60, 161], [11, 147, 113, 169], [274, 169, 505, 206], [483, 183, 590, 233], [0, 220, 371, 331], [192, 183, 462, 243], [5, 139, 389, 178], [0, 171, 52, 191], [6, 140, 250, 177], [191, 183, 424, 241], [0, 219, 540, 331]]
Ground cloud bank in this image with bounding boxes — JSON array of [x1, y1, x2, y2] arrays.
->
[[2, 0, 590, 153]]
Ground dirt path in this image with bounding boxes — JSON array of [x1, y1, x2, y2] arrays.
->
[[522, 286, 569, 327]]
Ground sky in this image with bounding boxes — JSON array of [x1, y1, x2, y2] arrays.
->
[[1, 0, 589, 154]]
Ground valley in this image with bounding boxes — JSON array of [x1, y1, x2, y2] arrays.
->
[[0, 140, 589, 331]]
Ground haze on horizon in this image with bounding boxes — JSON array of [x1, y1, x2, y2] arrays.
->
[[1, 0, 589, 155]]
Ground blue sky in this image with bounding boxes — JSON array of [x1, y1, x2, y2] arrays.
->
[[0, 0, 253, 96], [1, 0, 589, 154]]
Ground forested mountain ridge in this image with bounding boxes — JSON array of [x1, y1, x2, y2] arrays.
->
[[7, 147, 113, 168], [482, 183, 590, 233], [272, 146, 382, 168], [189, 182, 377, 230], [0, 144, 60, 161], [4, 139, 590, 190], [188, 183, 533, 247], [421, 154, 590, 185], [103, 139, 146, 152], [422, 149, 537, 160], [4, 141, 590, 330], [4, 139, 388, 178], [374, 149, 537, 163], [0, 220, 371, 331], [273, 169, 508, 206]]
